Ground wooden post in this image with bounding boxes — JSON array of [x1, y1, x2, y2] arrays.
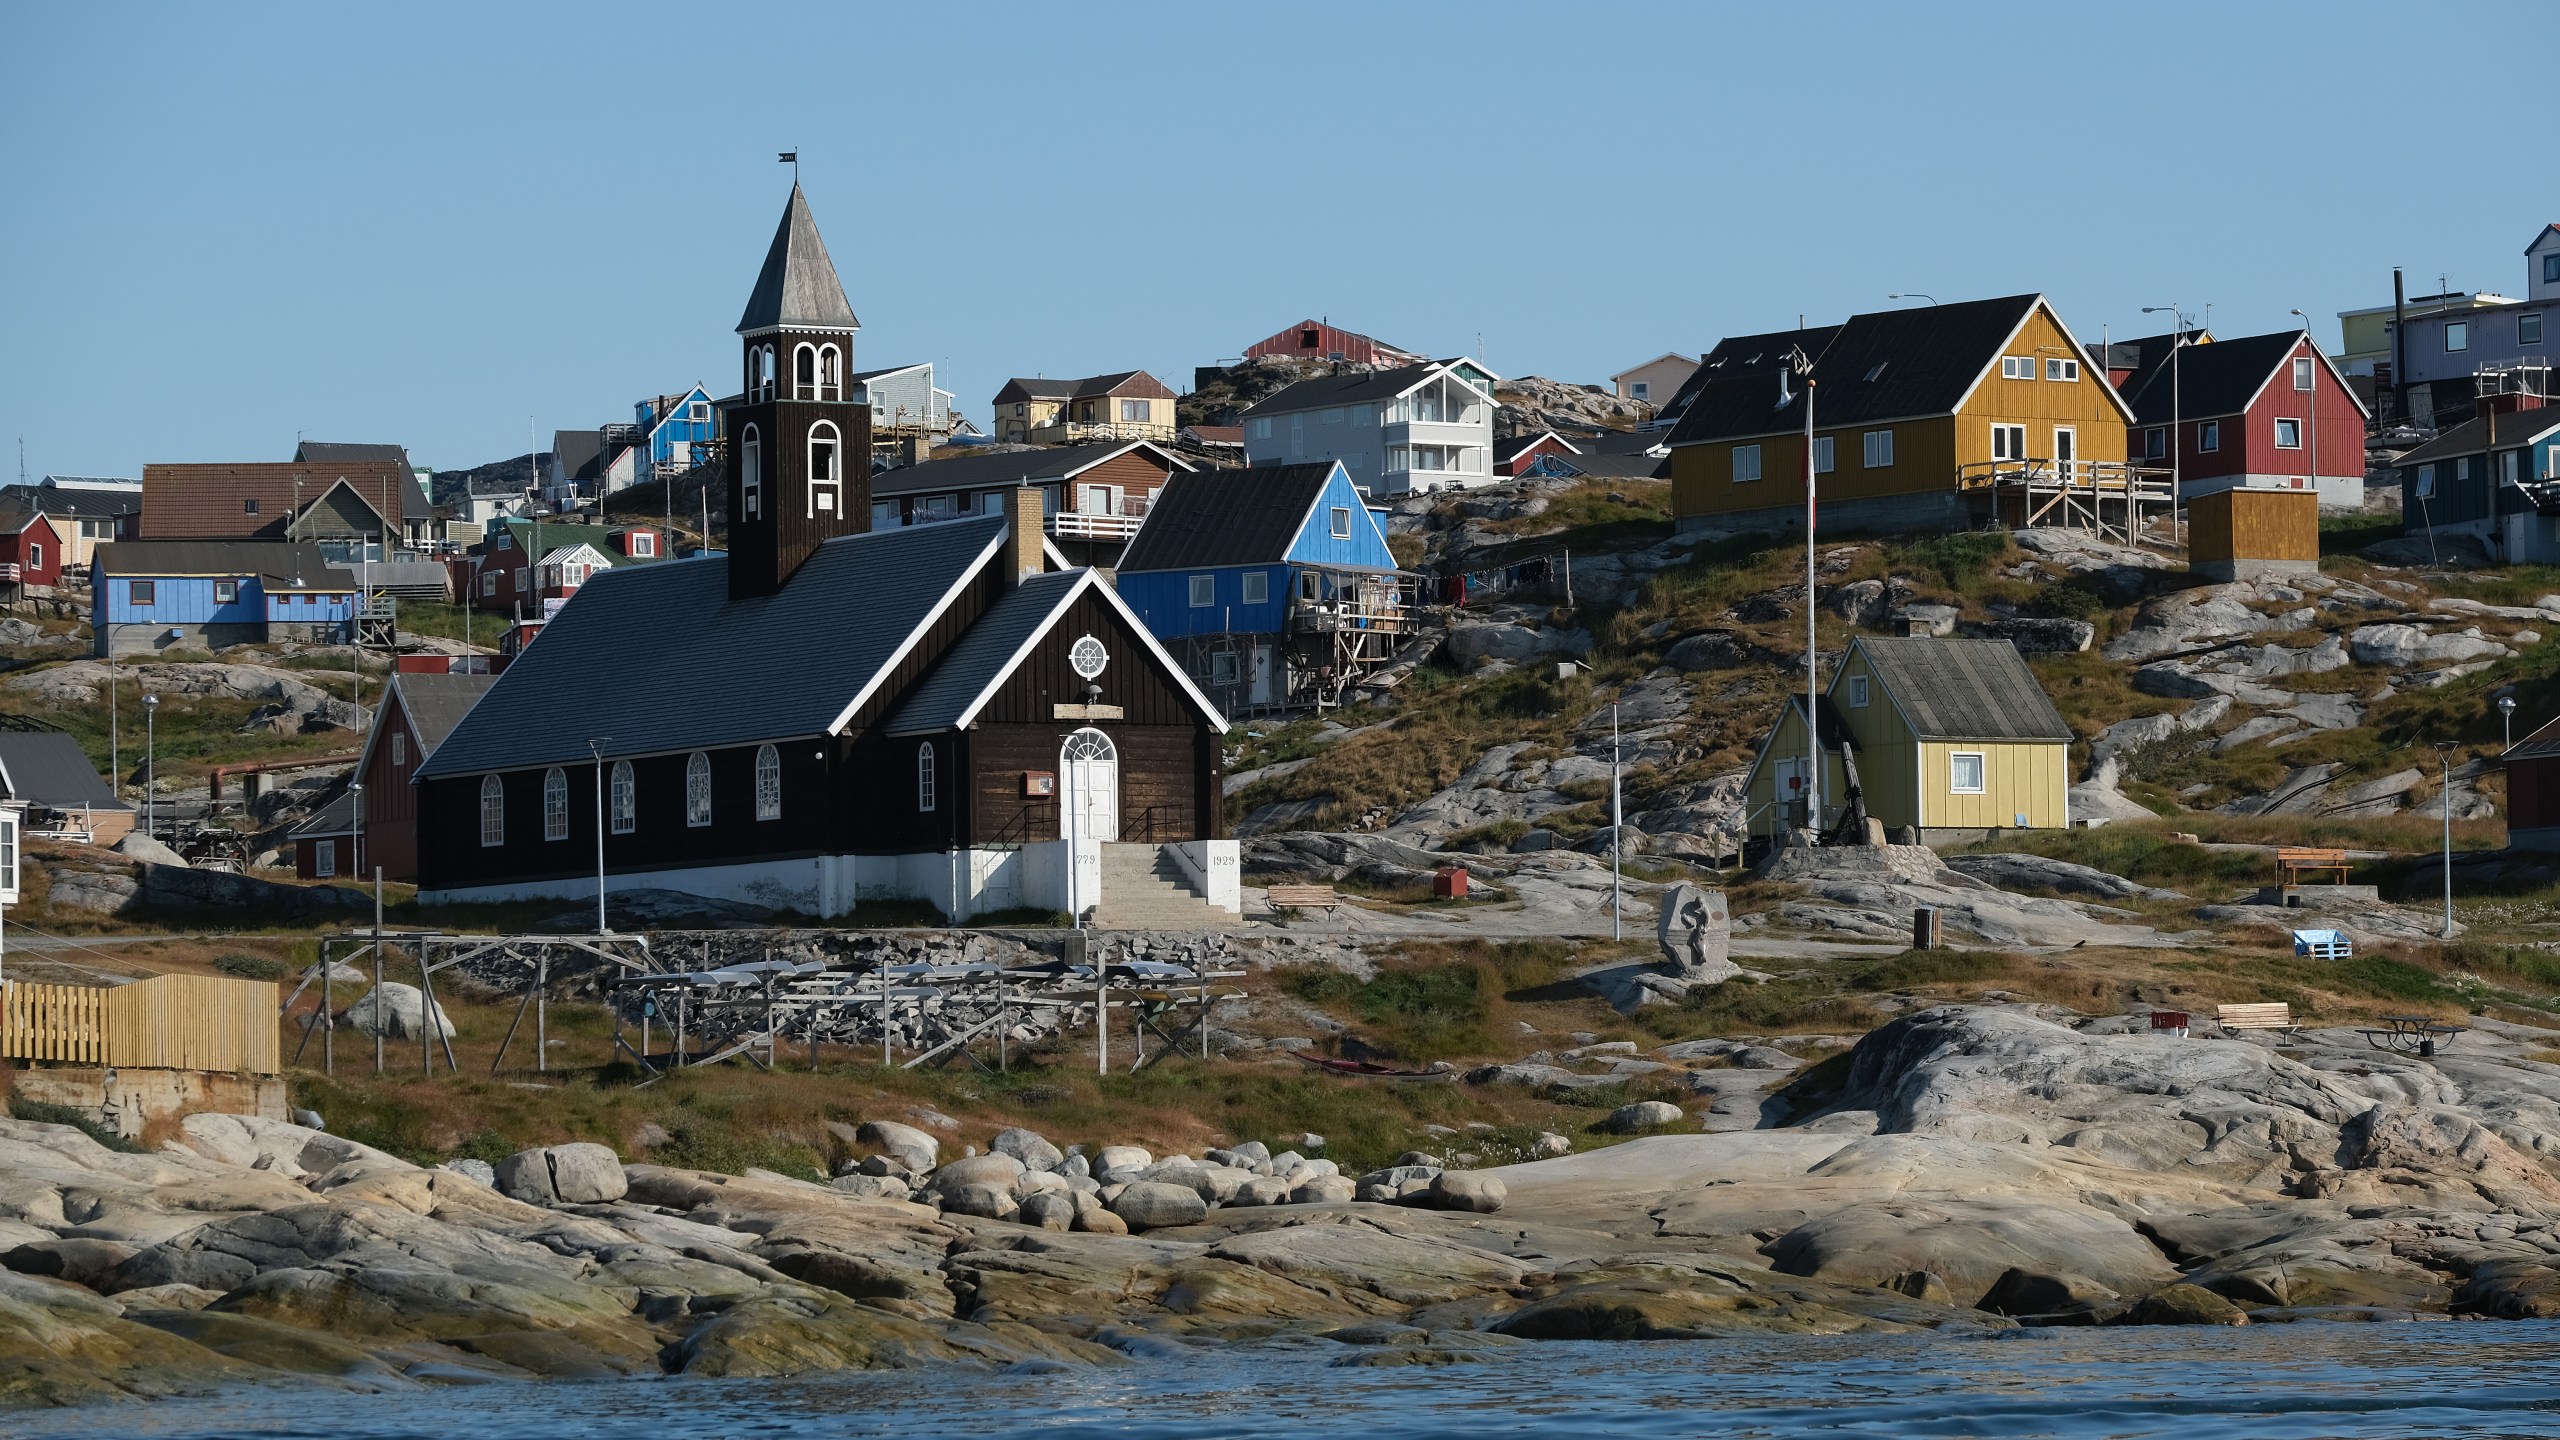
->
[[1913, 906, 1941, 951], [371, 870, 384, 1075], [321, 941, 334, 1075], [879, 956, 890, 1068]]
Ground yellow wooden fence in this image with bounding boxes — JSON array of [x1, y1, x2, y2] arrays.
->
[[1, 974, 279, 1074]]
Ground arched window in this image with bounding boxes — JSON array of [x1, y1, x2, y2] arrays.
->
[[755, 744, 782, 821], [610, 760, 635, 835], [818, 345, 842, 401], [685, 751, 712, 827], [808, 421, 841, 518], [762, 344, 775, 400], [793, 343, 817, 401], [917, 743, 937, 812], [739, 424, 762, 520], [542, 766, 569, 841], [479, 774, 504, 847]]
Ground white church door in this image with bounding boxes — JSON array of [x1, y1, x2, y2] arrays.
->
[[1061, 728, 1120, 844]]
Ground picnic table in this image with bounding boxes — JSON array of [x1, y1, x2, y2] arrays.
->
[[2359, 1013, 2468, 1056]]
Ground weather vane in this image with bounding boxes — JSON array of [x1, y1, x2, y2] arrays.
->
[[778, 149, 798, 184]]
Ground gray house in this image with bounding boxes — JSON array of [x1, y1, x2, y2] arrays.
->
[[1240, 358, 1502, 498], [856, 363, 958, 442], [2389, 224, 2558, 431]]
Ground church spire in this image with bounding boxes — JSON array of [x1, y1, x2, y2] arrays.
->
[[735, 184, 858, 335]]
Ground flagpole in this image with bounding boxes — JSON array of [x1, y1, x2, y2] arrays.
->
[[1798, 348, 1820, 843]]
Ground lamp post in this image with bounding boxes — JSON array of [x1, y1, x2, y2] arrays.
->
[[1609, 702, 1622, 941], [1887, 292, 1938, 306], [2501, 696, 2518, 752], [142, 693, 158, 840], [586, 737, 611, 935], [1779, 344, 1821, 841], [347, 781, 363, 883], [2142, 307, 2185, 549], [2291, 309, 2319, 499], [2437, 741, 2458, 940]]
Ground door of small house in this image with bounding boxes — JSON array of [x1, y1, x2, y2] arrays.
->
[[1062, 728, 1119, 844], [1770, 757, 1807, 828], [2053, 426, 2077, 483], [1078, 484, 1115, 516]]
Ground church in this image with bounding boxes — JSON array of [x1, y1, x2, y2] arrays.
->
[[412, 186, 1235, 923]]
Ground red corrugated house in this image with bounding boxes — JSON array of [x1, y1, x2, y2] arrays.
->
[[327, 670, 500, 882], [0, 506, 66, 596], [461, 519, 665, 615], [1495, 431, 1580, 478], [1242, 320, 1422, 368], [2115, 329, 2371, 507]]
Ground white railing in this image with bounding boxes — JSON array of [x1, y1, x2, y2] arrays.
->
[[1049, 511, 1145, 539]]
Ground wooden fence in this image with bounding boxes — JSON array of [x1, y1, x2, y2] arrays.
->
[[1, 974, 279, 1074]]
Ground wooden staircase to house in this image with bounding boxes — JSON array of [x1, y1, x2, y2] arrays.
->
[[1095, 843, 1242, 930]]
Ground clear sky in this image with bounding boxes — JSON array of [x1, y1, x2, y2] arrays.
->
[[0, 1, 2542, 479]]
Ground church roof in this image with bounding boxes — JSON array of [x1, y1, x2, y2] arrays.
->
[[736, 184, 859, 335]]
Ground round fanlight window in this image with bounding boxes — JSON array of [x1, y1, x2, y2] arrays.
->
[[1069, 634, 1110, 680]]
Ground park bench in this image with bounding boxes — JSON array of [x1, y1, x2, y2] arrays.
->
[[2275, 846, 2351, 888], [2216, 1002, 2302, 1041], [1264, 884, 1341, 915]]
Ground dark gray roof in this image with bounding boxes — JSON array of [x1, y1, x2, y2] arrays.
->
[[92, 540, 345, 585], [394, 673, 498, 754], [2121, 330, 2311, 426], [872, 442, 1182, 499], [1240, 362, 1454, 418], [292, 442, 434, 521], [2395, 408, 2560, 467], [0, 733, 129, 811], [1494, 431, 1574, 463], [1116, 464, 1338, 572], [1855, 637, 2071, 742], [417, 517, 1008, 779], [736, 184, 858, 334], [0, 483, 138, 519], [1547, 451, 1667, 480], [2507, 713, 2560, 763], [887, 570, 1086, 736], [287, 788, 357, 840], [552, 430, 605, 485], [1666, 297, 2052, 447]]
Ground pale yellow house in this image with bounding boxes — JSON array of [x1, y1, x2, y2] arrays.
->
[[991, 371, 1178, 445], [1743, 636, 2072, 844], [1611, 353, 1698, 410]]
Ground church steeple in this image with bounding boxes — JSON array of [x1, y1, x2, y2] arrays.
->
[[727, 183, 871, 601]]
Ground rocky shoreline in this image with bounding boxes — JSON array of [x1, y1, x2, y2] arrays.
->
[[11, 1002, 2560, 1405]]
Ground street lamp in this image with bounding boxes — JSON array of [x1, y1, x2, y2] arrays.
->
[[346, 781, 363, 883], [2501, 695, 2519, 752], [586, 737, 612, 935], [1887, 292, 1937, 306], [2142, 307, 2186, 547], [142, 693, 159, 840], [2292, 309, 2320, 500]]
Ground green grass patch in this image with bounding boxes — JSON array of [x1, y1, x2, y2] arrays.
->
[[1852, 948, 2012, 991], [8, 1097, 147, 1153]]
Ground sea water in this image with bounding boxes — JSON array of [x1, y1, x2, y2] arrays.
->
[[20, 1322, 2560, 1440]]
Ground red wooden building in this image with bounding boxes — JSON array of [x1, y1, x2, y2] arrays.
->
[[0, 506, 66, 597], [1241, 319, 1422, 368], [342, 669, 499, 881], [1495, 431, 1580, 478], [2115, 329, 2370, 507]]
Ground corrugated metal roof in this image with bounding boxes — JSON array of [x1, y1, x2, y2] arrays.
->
[[394, 672, 498, 755], [2396, 408, 2560, 467], [1239, 361, 1456, 418], [1665, 296, 2047, 447], [735, 184, 858, 334], [293, 443, 434, 520], [92, 540, 345, 584], [142, 461, 415, 540], [1854, 636, 2071, 742], [2121, 330, 2305, 425], [886, 570, 1087, 735], [417, 517, 1006, 779], [2504, 714, 2560, 763], [0, 733, 129, 811], [0, 483, 138, 519], [287, 788, 357, 840], [872, 441, 1185, 500], [1115, 464, 1338, 572]]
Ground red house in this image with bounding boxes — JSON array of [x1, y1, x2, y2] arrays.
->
[[347, 669, 499, 881], [2116, 329, 2370, 508], [1242, 319, 1422, 368], [462, 519, 665, 615], [1495, 430, 1580, 478], [0, 506, 66, 596]]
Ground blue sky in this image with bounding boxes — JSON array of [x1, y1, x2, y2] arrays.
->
[[0, 1, 2542, 478]]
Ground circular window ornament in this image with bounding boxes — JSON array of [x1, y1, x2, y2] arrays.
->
[[1068, 634, 1110, 680]]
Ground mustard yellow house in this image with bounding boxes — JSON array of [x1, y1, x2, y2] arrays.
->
[[1743, 636, 2072, 844], [1667, 294, 2135, 536]]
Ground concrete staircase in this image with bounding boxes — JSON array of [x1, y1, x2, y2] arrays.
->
[[1096, 843, 1242, 930]]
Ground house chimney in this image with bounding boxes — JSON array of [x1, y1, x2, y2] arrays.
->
[[1002, 486, 1044, 584]]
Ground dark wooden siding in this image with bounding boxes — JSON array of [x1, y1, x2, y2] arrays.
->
[[2512, 754, 2560, 834], [359, 690, 421, 882], [726, 356, 876, 598]]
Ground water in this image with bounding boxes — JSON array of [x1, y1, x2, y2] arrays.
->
[[22, 1323, 2560, 1440]]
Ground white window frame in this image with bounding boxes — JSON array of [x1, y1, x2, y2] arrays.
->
[[793, 342, 817, 399], [629, 531, 656, 558], [2197, 420, 2221, 453], [543, 766, 569, 841], [2445, 321, 2469, 352], [610, 760, 635, 834], [2415, 463, 2435, 498], [688, 399, 710, 423], [1812, 435, 1835, 473], [1188, 574, 1215, 607], [685, 751, 712, 828], [740, 425, 761, 521], [1241, 570, 1269, 605], [1863, 429, 1894, 468], [755, 743, 781, 821], [817, 345, 841, 402], [1950, 751, 1987, 795], [1329, 506, 1352, 539], [213, 578, 237, 604], [2518, 312, 2543, 346], [1732, 443, 1762, 482], [479, 774, 504, 847], [2000, 356, 2034, 380], [26, 543, 39, 571], [917, 742, 937, 813], [2274, 417, 2303, 450], [2044, 357, 2080, 382], [2293, 356, 2315, 392], [480, 572, 496, 597], [808, 420, 841, 518], [1846, 675, 1870, 708], [314, 839, 335, 878], [1991, 424, 2025, 462], [390, 731, 404, 767]]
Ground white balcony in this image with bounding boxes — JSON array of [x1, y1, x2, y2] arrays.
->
[[1049, 511, 1145, 539]]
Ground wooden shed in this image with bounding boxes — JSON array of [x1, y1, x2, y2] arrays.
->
[[2190, 486, 2319, 583]]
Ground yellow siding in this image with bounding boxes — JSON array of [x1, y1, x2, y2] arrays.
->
[[1951, 306, 2129, 471], [1832, 648, 1920, 827], [1744, 704, 1852, 836], [1915, 740, 2070, 829], [2192, 487, 2320, 565]]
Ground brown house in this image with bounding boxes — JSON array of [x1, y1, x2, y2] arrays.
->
[[140, 461, 420, 550], [343, 669, 498, 881], [991, 372, 1179, 445], [870, 439, 1194, 566]]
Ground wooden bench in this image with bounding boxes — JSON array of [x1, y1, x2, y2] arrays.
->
[[2275, 846, 2351, 888], [1264, 884, 1341, 915], [2217, 1002, 2302, 1041]]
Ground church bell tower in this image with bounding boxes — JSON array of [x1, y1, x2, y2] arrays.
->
[[727, 184, 873, 600]]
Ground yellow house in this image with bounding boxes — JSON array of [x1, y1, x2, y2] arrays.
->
[[991, 372, 1179, 446], [1666, 293, 2135, 537], [1743, 636, 2072, 844]]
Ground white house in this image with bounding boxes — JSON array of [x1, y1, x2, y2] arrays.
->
[[1239, 358, 1502, 496]]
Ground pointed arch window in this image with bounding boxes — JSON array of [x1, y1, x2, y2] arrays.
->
[[793, 343, 817, 401], [755, 744, 782, 821], [818, 344, 842, 402], [917, 743, 937, 812], [542, 766, 570, 841], [740, 424, 762, 520], [479, 775, 504, 847], [685, 751, 713, 827], [610, 760, 635, 834], [808, 421, 842, 518]]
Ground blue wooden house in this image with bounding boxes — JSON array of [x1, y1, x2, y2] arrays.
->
[[2397, 404, 2560, 562], [91, 541, 355, 657], [635, 385, 721, 480], [1116, 460, 1408, 712]]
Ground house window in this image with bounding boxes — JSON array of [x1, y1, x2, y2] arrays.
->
[[2501, 450, 2522, 485], [755, 744, 781, 821], [1863, 429, 1894, 468], [1812, 435, 1835, 473], [1846, 675, 1870, 708], [688, 400, 710, 422], [2547, 254, 2560, 285], [1119, 398, 1149, 422], [2415, 463, 2435, 499], [480, 573, 496, 597], [1631, 381, 1651, 401], [2446, 321, 2469, 352], [1991, 424, 2025, 462], [1242, 570, 1269, 605], [543, 767, 569, 841], [2044, 358, 2080, 382], [629, 531, 656, 558], [1248, 417, 1271, 440], [515, 569, 528, 588], [2144, 427, 2167, 458], [794, 343, 817, 399], [1732, 444, 1762, 482], [756, 344, 775, 400], [817, 347, 841, 402], [917, 743, 937, 812], [2274, 418, 2303, 449], [808, 421, 841, 517], [213, 579, 238, 604], [243, 498, 260, 515], [684, 752, 712, 827], [2523, 313, 2545, 347], [1210, 651, 1239, 685], [1330, 506, 1352, 539], [314, 840, 336, 878], [2198, 420, 2221, 453], [25, 544, 38, 571], [1950, 752, 1987, 794], [129, 580, 155, 605], [2001, 356, 2034, 380], [479, 774, 504, 847], [391, 732, 404, 767], [2293, 357, 2316, 391], [610, 760, 634, 834], [740, 425, 761, 521], [1188, 574, 1215, 607]]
